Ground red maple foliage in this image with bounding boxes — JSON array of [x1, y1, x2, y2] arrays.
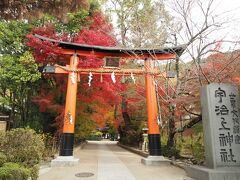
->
[[27, 11, 126, 134], [162, 50, 240, 131]]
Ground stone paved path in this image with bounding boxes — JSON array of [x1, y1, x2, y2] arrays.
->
[[39, 141, 187, 180]]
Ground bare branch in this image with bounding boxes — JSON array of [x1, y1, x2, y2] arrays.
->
[[175, 115, 202, 133], [183, 106, 201, 117]]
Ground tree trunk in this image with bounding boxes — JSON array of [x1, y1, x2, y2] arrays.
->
[[121, 93, 131, 127], [114, 104, 118, 119], [167, 103, 176, 148], [10, 91, 16, 128]]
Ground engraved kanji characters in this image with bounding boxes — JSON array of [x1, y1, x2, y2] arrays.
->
[[219, 117, 230, 130], [220, 149, 236, 163], [219, 132, 233, 147], [215, 87, 226, 103], [214, 87, 239, 164], [215, 105, 229, 116], [229, 92, 240, 148]]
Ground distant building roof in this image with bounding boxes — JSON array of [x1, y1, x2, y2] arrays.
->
[[0, 113, 9, 119]]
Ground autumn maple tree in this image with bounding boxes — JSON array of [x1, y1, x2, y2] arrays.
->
[[26, 10, 128, 138]]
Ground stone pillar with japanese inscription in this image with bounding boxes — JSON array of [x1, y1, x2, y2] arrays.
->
[[186, 83, 240, 180]]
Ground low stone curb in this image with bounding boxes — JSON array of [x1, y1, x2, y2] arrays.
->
[[172, 159, 189, 169], [117, 143, 148, 158], [117, 143, 193, 169], [117, 143, 195, 179], [74, 141, 87, 153]]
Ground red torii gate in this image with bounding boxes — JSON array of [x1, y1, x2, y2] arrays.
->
[[34, 34, 185, 165]]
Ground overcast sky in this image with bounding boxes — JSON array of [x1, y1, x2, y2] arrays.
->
[[166, 0, 240, 41], [215, 0, 240, 38], [103, 0, 240, 60], [163, 0, 240, 61]]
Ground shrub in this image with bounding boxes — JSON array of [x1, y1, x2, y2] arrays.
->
[[160, 133, 168, 146], [0, 131, 6, 150], [42, 133, 58, 161], [162, 145, 180, 158], [160, 133, 180, 158], [175, 133, 205, 164], [0, 153, 7, 167], [1, 128, 45, 179], [1, 128, 44, 167], [120, 129, 141, 147], [0, 162, 30, 180], [86, 135, 102, 141], [29, 165, 39, 180], [191, 134, 205, 164]]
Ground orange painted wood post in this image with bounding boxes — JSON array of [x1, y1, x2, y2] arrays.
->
[[60, 53, 79, 156], [145, 59, 161, 156]]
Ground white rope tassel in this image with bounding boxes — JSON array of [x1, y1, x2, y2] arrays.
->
[[71, 72, 76, 84], [77, 73, 81, 82], [111, 71, 116, 83], [131, 72, 136, 84], [69, 114, 73, 124], [88, 72, 93, 86], [157, 116, 162, 126]]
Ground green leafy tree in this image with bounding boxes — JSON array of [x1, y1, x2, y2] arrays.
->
[[0, 20, 30, 55], [0, 51, 41, 126], [0, 20, 41, 127], [101, 0, 173, 47]]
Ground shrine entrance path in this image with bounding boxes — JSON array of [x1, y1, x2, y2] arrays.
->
[[39, 141, 187, 180]]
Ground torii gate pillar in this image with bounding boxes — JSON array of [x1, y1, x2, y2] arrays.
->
[[145, 59, 161, 156], [141, 59, 171, 165], [60, 54, 78, 156], [51, 54, 79, 166]]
